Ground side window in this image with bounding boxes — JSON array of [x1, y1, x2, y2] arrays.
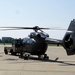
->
[[27, 39, 33, 44]]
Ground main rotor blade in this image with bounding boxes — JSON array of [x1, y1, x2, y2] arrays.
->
[[0, 28, 25, 31], [49, 28, 66, 30], [0, 26, 66, 30], [0, 27, 33, 29], [0, 26, 49, 30]]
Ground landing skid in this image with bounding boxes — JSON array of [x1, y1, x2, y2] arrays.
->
[[19, 52, 49, 60]]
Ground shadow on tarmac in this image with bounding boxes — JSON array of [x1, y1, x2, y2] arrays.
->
[[29, 57, 75, 66], [6, 56, 75, 66]]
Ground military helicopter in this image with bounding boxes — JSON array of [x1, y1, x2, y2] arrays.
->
[[0, 19, 75, 60], [1, 26, 50, 59]]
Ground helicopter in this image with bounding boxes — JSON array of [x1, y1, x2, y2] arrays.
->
[[1, 26, 50, 60], [0, 19, 75, 60]]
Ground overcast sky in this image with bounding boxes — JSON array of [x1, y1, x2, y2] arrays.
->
[[0, 0, 75, 39]]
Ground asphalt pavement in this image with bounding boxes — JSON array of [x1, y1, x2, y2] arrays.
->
[[0, 45, 75, 75]]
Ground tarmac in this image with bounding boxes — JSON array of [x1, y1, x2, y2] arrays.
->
[[0, 45, 75, 75]]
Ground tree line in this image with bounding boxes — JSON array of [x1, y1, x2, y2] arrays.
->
[[0, 37, 14, 43]]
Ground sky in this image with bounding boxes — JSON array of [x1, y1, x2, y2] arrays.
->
[[0, 0, 75, 39]]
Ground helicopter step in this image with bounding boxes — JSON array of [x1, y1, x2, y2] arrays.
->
[[38, 54, 49, 60]]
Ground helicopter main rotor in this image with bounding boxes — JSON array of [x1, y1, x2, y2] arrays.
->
[[0, 26, 66, 32], [0, 26, 50, 32]]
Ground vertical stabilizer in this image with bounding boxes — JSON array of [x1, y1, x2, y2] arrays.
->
[[63, 19, 75, 55], [68, 19, 75, 32]]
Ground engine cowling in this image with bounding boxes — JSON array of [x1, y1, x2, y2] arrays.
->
[[63, 31, 75, 55]]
